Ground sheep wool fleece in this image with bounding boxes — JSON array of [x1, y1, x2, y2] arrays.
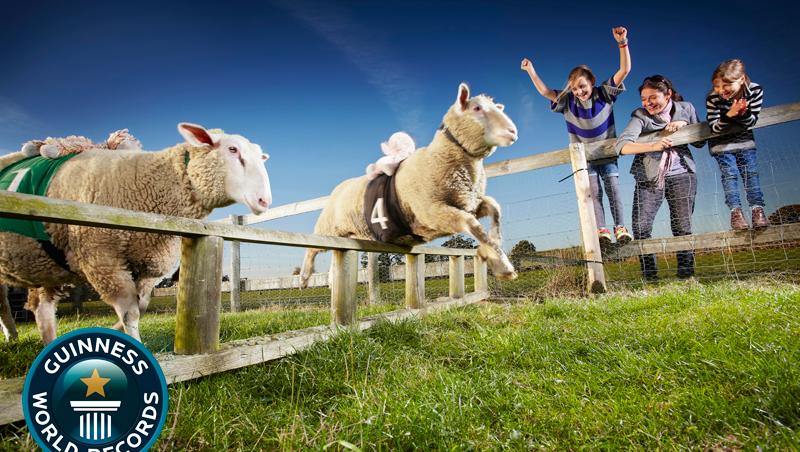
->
[[0, 155, 77, 240]]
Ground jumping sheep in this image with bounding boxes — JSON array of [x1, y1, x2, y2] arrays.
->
[[300, 83, 518, 287], [0, 123, 272, 344]]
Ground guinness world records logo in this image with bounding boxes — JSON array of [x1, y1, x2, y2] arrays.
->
[[23, 328, 168, 451]]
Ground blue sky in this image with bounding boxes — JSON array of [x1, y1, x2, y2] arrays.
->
[[2, 1, 799, 277]]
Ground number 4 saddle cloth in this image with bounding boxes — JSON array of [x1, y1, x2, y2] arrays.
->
[[363, 171, 423, 245], [0, 155, 77, 241]]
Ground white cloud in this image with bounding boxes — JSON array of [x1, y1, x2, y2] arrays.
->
[[272, 0, 426, 137]]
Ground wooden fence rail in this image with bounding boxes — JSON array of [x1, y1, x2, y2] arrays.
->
[[0, 189, 488, 425]]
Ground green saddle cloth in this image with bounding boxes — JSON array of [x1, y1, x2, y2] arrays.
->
[[0, 154, 77, 240]]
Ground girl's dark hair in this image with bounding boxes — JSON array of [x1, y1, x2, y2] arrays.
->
[[638, 74, 683, 101]]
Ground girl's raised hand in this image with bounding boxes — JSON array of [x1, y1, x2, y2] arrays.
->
[[665, 120, 688, 133], [613, 26, 628, 43], [520, 58, 534, 72]]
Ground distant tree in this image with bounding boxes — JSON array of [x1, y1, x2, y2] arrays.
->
[[509, 240, 536, 268], [292, 266, 301, 275], [222, 274, 230, 282], [427, 234, 477, 262], [443, 234, 478, 249]]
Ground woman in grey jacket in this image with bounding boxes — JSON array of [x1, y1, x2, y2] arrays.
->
[[616, 75, 705, 281]]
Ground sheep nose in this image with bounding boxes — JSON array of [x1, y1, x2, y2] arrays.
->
[[508, 127, 518, 137], [258, 197, 270, 209]]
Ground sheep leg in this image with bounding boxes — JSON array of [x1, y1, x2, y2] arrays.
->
[[110, 292, 141, 342], [300, 248, 324, 289], [136, 277, 161, 313], [475, 195, 503, 244], [33, 288, 61, 345], [0, 286, 18, 341], [425, 204, 517, 281], [111, 277, 158, 330], [85, 269, 142, 341]]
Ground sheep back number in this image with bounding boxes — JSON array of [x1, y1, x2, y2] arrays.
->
[[371, 197, 389, 230], [4, 168, 30, 193]]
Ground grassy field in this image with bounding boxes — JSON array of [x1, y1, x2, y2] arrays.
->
[[1, 277, 798, 450]]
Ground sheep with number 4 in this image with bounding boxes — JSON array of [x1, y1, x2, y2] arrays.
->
[[0, 123, 272, 344], [300, 83, 519, 288]]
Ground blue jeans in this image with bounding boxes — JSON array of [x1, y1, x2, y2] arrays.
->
[[713, 149, 765, 210], [587, 161, 624, 229]]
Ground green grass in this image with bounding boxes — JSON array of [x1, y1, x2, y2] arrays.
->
[[0, 302, 402, 379], [2, 278, 798, 450]]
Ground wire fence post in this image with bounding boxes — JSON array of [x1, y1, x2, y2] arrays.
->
[[175, 235, 223, 354], [331, 250, 358, 326], [569, 142, 607, 294], [367, 252, 380, 305], [229, 214, 242, 313], [449, 255, 465, 299], [405, 253, 425, 309]]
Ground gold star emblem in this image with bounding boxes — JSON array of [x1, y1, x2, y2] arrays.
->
[[80, 369, 111, 397]]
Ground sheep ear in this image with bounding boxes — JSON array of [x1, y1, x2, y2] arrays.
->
[[456, 83, 470, 111], [496, 103, 505, 111], [178, 123, 216, 147]]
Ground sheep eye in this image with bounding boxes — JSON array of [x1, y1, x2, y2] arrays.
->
[[473, 105, 481, 112], [228, 146, 238, 153]]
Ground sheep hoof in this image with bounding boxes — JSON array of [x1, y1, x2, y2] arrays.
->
[[495, 270, 518, 281], [40, 144, 62, 159]]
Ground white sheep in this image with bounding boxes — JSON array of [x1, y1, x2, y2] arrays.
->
[[300, 83, 518, 288], [0, 123, 272, 344]]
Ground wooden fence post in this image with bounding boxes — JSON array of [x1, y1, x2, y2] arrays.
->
[[367, 252, 380, 305], [229, 214, 242, 313], [449, 256, 465, 299], [331, 250, 358, 326], [473, 256, 488, 293], [175, 235, 223, 354], [569, 142, 607, 293], [405, 254, 425, 309]]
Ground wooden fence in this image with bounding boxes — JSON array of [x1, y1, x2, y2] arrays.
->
[[0, 102, 798, 425], [0, 191, 486, 425]]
